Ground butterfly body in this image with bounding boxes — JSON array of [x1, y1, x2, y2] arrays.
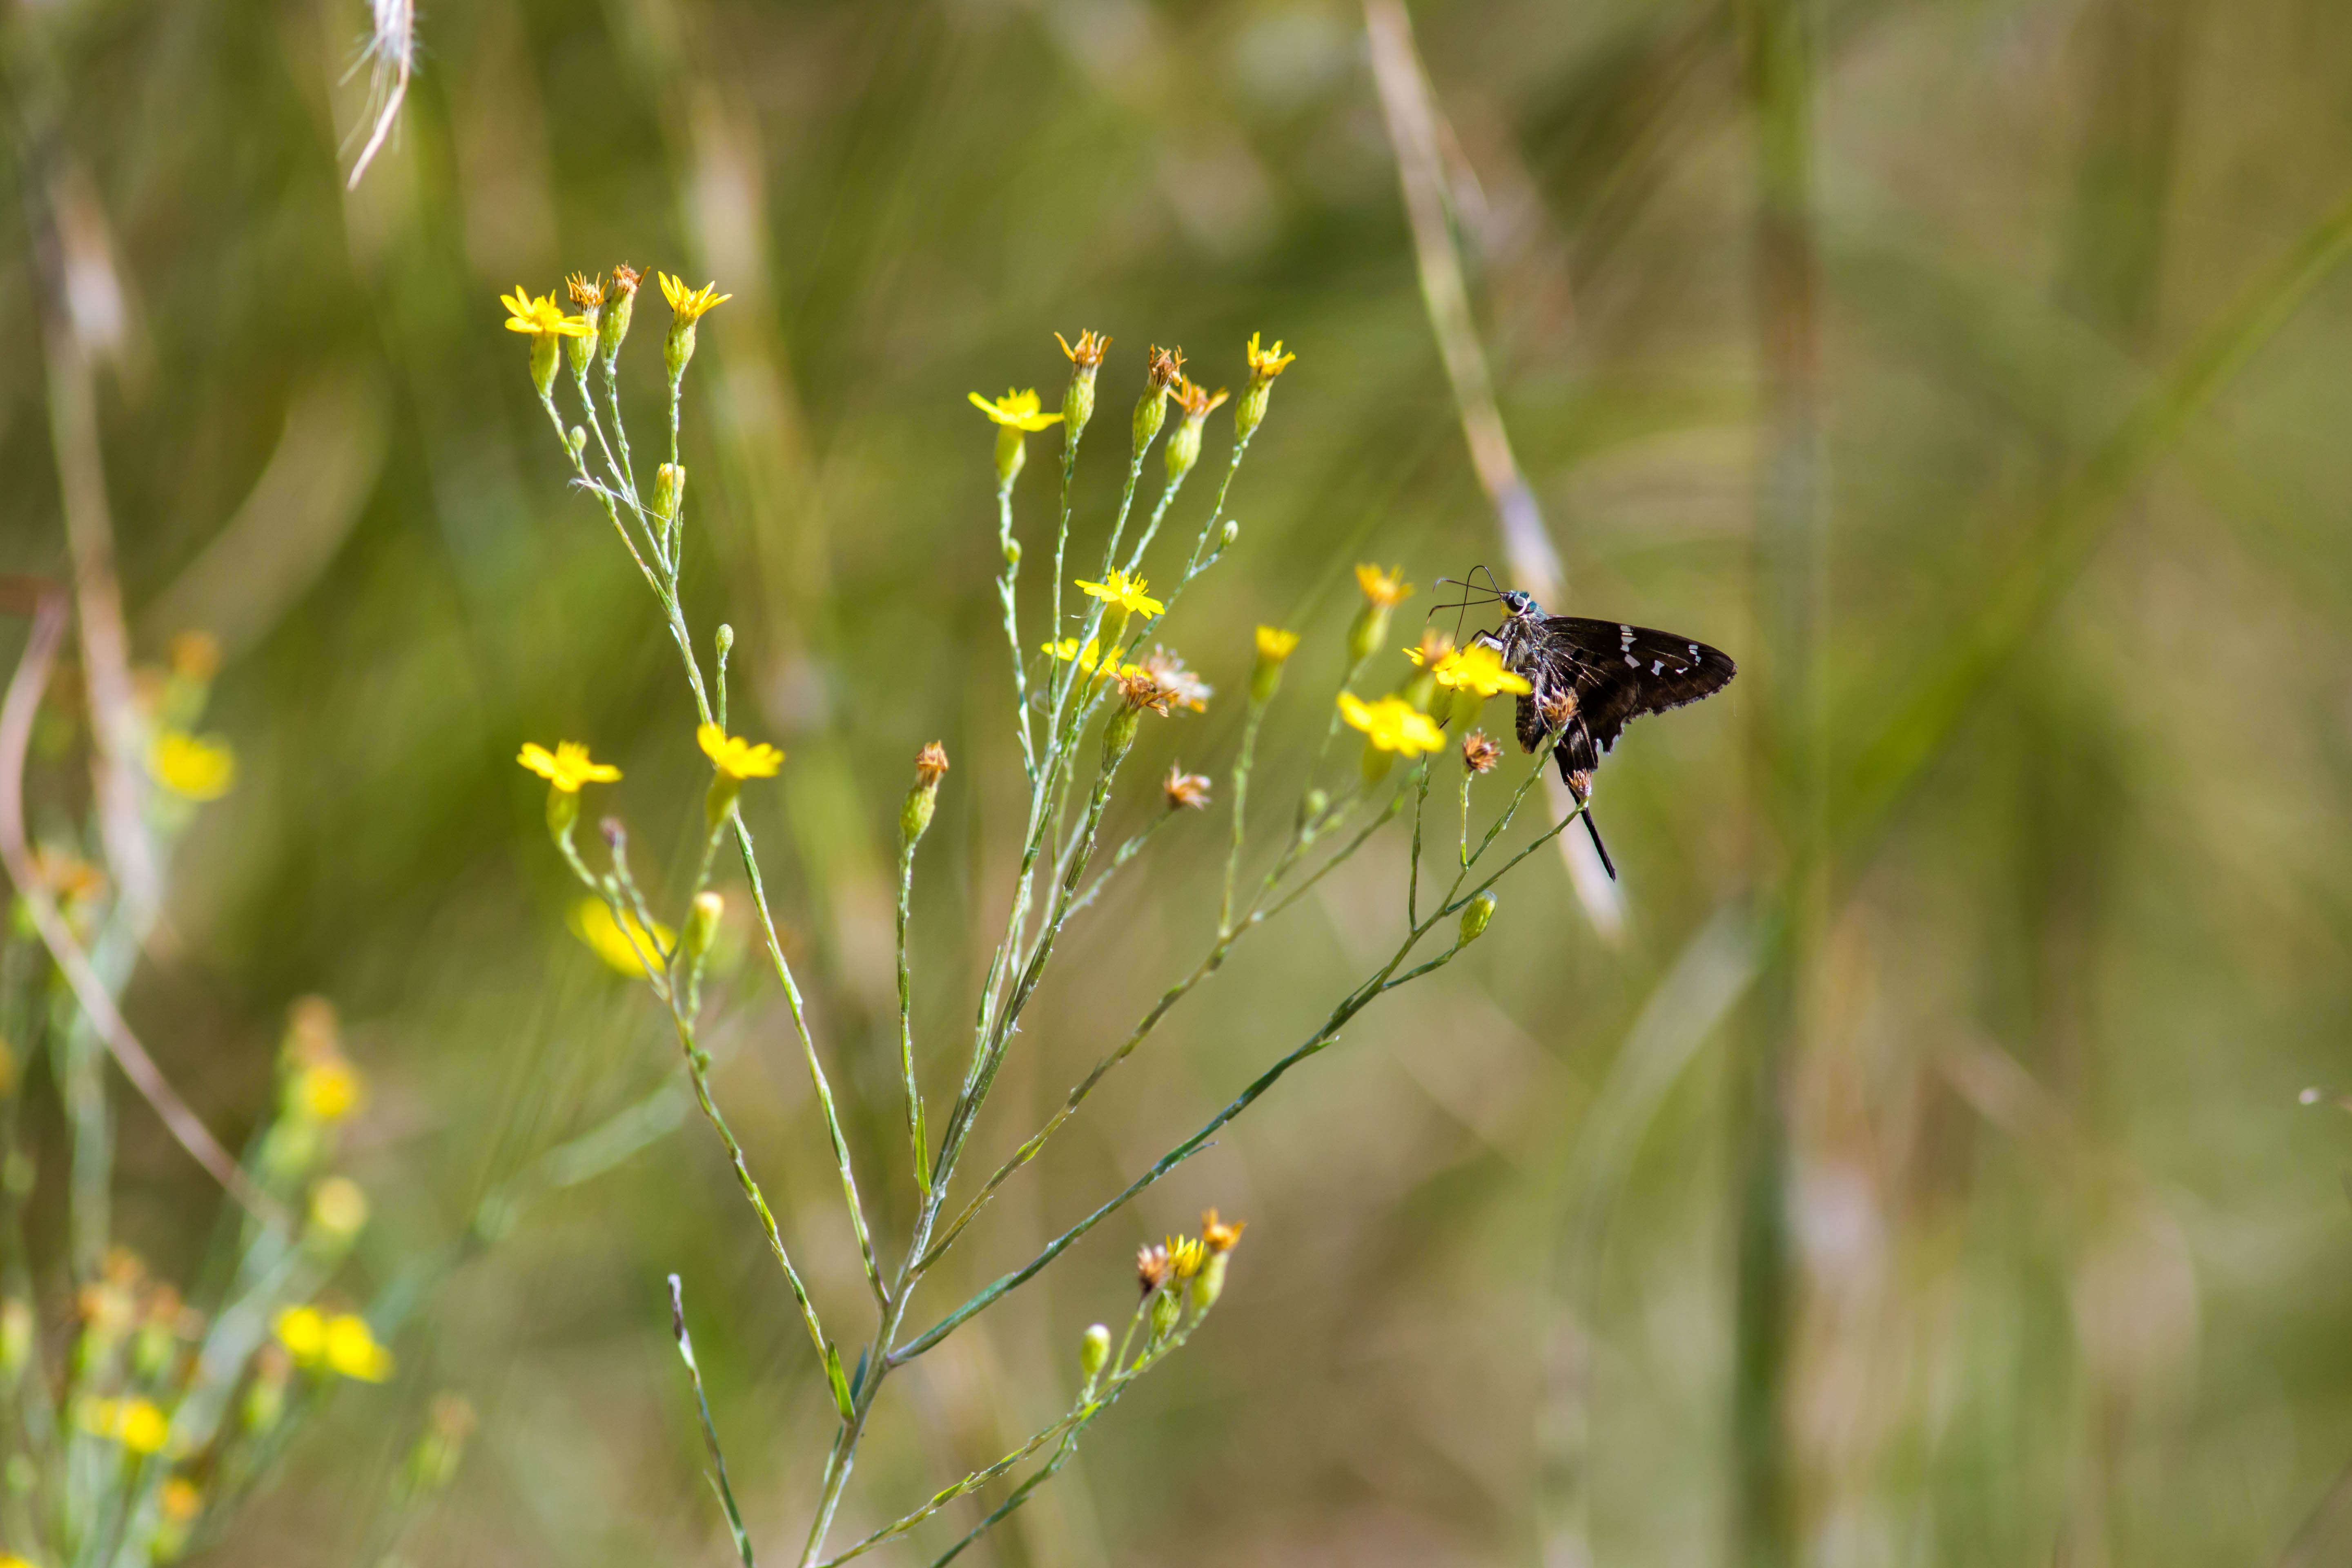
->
[[1475, 588, 1737, 878]]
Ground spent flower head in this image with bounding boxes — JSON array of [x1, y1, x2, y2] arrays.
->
[[914, 741, 951, 788], [566, 272, 605, 311], [1138, 648, 1210, 712], [1114, 669, 1174, 717], [1201, 1208, 1247, 1252], [1056, 329, 1110, 368], [1057, 329, 1110, 432], [1164, 764, 1212, 811], [1136, 1243, 1172, 1294], [1462, 730, 1501, 774], [1145, 345, 1185, 392]]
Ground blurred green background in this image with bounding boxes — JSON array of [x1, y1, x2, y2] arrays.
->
[[7, 0, 2352, 1562]]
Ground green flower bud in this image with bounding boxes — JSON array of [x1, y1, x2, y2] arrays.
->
[[1102, 702, 1142, 768], [1236, 378, 1271, 443], [684, 892, 723, 960], [1346, 603, 1392, 667], [1079, 1322, 1111, 1384], [994, 424, 1026, 488], [565, 313, 597, 380], [1058, 328, 1108, 440], [715, 622, 734, 659], [1187, 1251, 1229, 1316], [1165, 415, 1203, 483], [654, 463, 687, 533], [566, 425, 587, 464], [1003, 537, 1021, 568], [1220, 518, 1239, 551], [1459, 891, 1496, 946], [1149, 1286, 1182, 1343], [1132, 388, 1167, 454], [902, 743, 949, 844]]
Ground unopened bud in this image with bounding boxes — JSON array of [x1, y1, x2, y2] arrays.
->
[[715, 623, 734, 659], [565, 320, 596, 380], [1164, 416, 1202, 483], [1459, 891, 1496, 946], [1079, 1322, 1110, 1383], [1236, 379, 1272, 443], [653, 463, 687, 532], [1250, 626, 1299, 706], [1221, 518, 1239, 550], [1346, 603, 1392, 666], [1002, 537, 1021, 568], [1149, 1286, 1182, 1342], [1101, 703, 1141, 768], [1133, 389, 1168, 455], [566, 425, 587, 464], [684, 892, 723, 960], [903, 742, 949, 843], [1187, 1251, 1229, 1315]]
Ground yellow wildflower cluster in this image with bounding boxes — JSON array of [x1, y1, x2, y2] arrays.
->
[[79, 1396, 171, 1454], [272, 1305, 394, 1382]]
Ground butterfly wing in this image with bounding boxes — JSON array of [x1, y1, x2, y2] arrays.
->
[[1519, 617, 1736, 786]]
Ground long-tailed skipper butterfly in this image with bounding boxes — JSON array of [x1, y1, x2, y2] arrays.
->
[[1451, 574, 1736, 881]]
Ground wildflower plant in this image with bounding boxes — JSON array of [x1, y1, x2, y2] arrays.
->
[[0, 611, 472, 1562], [507, 269, 1589, 1564]]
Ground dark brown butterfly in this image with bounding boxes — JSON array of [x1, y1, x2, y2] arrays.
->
[[1473, 588, 1736, 880]]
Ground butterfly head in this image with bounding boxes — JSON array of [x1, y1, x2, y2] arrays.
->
[[1499, 589, 1538, 618]]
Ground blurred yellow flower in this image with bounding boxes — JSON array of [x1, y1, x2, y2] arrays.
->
[[657, 272, 731, 325], [1338, 693, 1445, 757], [697, 724, 784, 781], [1354, 564, 1413, 609], [967, 388, 1064, 432], [1254, 626, 1300, 664], [1168, 1235, 1207, 1281], [1075, 570, 1162, 617], [568, 898, 673, 977], [273, 1305, 327, 1362], [294, 1058, 363, 1123], [149, 731, 235, 801], [1407, 640, 1530, 698], [310, 1176, 370, 1240], [1043, 636, 1107, 673], [160, 1476, 203, 1522], [517, 740, 620, 793], [323, 1313, 394, 1382], [81, 1396, 171, 1454], [499, 286, 592, 338]]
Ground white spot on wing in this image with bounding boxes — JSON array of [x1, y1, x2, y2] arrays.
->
[[1624, 653, 1639, 668], [1651, 660, 1663, 675]]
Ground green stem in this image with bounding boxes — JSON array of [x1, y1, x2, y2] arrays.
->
[[670, 1275, 757, 1568], [895, 837, 930, 1196]]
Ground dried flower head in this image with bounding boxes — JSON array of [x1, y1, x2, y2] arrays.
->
[[610, 263, 643, 296], [914, 742, 950, 788], [1354, 564, 1414, 609], [1164, 765, 1212, 811], [1539, 687, 1577, 730], [1462, 730, 1501, 774], [1138, 648, 1211, 712], [1201, 1208, 1247, 1252], [657, 272, 731, 325], [1115, 669, 1174, 716], [566, 272, 605, 310], [1137, 1243, 1172, 1294], [1172, 376, 1229, 420], [1145, 345, 1185, 391], [1056, 329, 1110, 368]]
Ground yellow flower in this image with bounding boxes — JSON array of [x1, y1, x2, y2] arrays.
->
[[499, 286, 592, 338], [517, 740, 621, 793], [149, 731, 235, 801], [1201, 1208, 1247, 1252], [697, 724, 784, 781], [967, 388, 1065, 432], [1406, 640, 1531, 698], [1043, 637, 1107, 674], [568, 898, 674, 978], [1167, 1235, 1207, 1281], [1075, 570, 1163, 617], [294, 1058, 363, 1123], [1244, 332, 1296, 380], [657, 272, 732, 325], [323, 1314, 394, 1382], [1055, 329, 1110, 368], [119, 1399, 169, 1454], [1354, 564, 1413, 609], [1254, 626, 1300, 664], [1338, 693, 1446, 757], [274, 1305, 327, 1363]]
